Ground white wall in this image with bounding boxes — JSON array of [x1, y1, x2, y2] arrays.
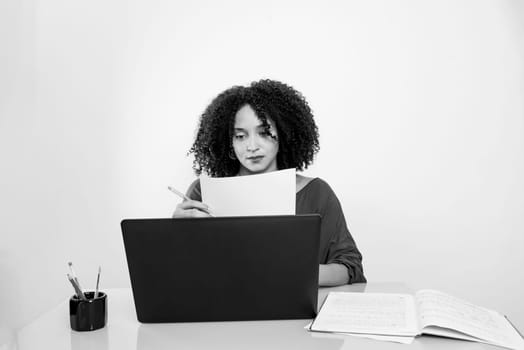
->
[[1, 0, 523, 332]]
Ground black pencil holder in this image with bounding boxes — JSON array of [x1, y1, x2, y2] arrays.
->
[[69, 291, 107, 331]]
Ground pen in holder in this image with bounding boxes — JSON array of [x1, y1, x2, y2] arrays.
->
[[69, 291, 107, 331]]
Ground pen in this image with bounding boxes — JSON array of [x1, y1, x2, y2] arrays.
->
[[94, 266, 101, 299], [67, 274, 87, 301], [167, 186, 191, 201], [167, 186, 214, 216], [68, 262, 85, 299]]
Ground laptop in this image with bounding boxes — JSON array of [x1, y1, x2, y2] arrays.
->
[[121, 214, 321, 323]]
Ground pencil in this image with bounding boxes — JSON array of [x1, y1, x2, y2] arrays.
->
[[67, 274, 87, 301], [94, 266, 101, 299], [167, 186, 191, 201], [68, 262, 85, 298], [167, 186, 214, 216]]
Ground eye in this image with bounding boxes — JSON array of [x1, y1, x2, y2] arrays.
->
[[259, 130, 276, 139], [234, 134, 245, 140]]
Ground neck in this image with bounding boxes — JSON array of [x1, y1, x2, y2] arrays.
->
[[237, 165, 278, 176]]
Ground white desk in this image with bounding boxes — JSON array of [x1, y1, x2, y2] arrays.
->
[[11, 283, 524, 350]]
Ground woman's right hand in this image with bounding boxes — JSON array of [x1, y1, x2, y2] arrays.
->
[[172, 200, 213, 218]]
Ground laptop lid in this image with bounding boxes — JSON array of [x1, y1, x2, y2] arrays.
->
[[121, 214, 320, 323]]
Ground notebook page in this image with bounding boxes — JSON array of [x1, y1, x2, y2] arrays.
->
[[200, 168, 295, 216], [305, 322, 415, 344], [416, 289, 524, 350], [310, 292, 419, 336]]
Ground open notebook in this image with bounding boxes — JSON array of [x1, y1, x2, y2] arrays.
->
[[309, 290, 524, 350]]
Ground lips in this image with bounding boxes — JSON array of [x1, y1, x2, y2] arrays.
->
[[247, 156, 264, 161]]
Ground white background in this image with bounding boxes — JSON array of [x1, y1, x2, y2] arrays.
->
[[1, 0, 523, 334]]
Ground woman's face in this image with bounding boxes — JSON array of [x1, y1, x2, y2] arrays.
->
[[232, 104, 279, 176]]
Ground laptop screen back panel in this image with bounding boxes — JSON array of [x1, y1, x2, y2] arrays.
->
[[121, 215, 320, 323]]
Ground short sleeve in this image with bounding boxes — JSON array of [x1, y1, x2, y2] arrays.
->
[[297, 178, 366, 284], [322, 189, 367, 283], [186, 179, 202, 201]]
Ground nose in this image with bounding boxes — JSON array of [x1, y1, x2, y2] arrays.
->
[[246, 135, 259, 152]]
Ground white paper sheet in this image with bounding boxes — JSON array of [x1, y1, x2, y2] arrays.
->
[[200, 168, 296, 216], [305, 322, 415, 344], [310, 292, 420, 337], [416, 289, 524, 350]]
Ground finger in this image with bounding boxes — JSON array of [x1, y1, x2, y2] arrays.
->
[[202, 203, 215, 216], [189, 208, 211, 218], [178, 200, 210, 211], [176, 208, 211, 218]]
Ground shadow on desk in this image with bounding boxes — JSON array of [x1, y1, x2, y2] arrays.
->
[[136, 321, 343, 350], [132, 283, 373, 350], [131, 284, 375, 350], [70, 328, 108, 350]]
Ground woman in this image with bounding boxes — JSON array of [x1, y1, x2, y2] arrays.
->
[[173, 79, 366, 286]]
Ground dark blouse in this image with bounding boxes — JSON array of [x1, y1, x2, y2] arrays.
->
[[186, 177, 366, 284]]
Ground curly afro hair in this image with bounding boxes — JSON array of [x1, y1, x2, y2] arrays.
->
[[189, 79, 319, 177]]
